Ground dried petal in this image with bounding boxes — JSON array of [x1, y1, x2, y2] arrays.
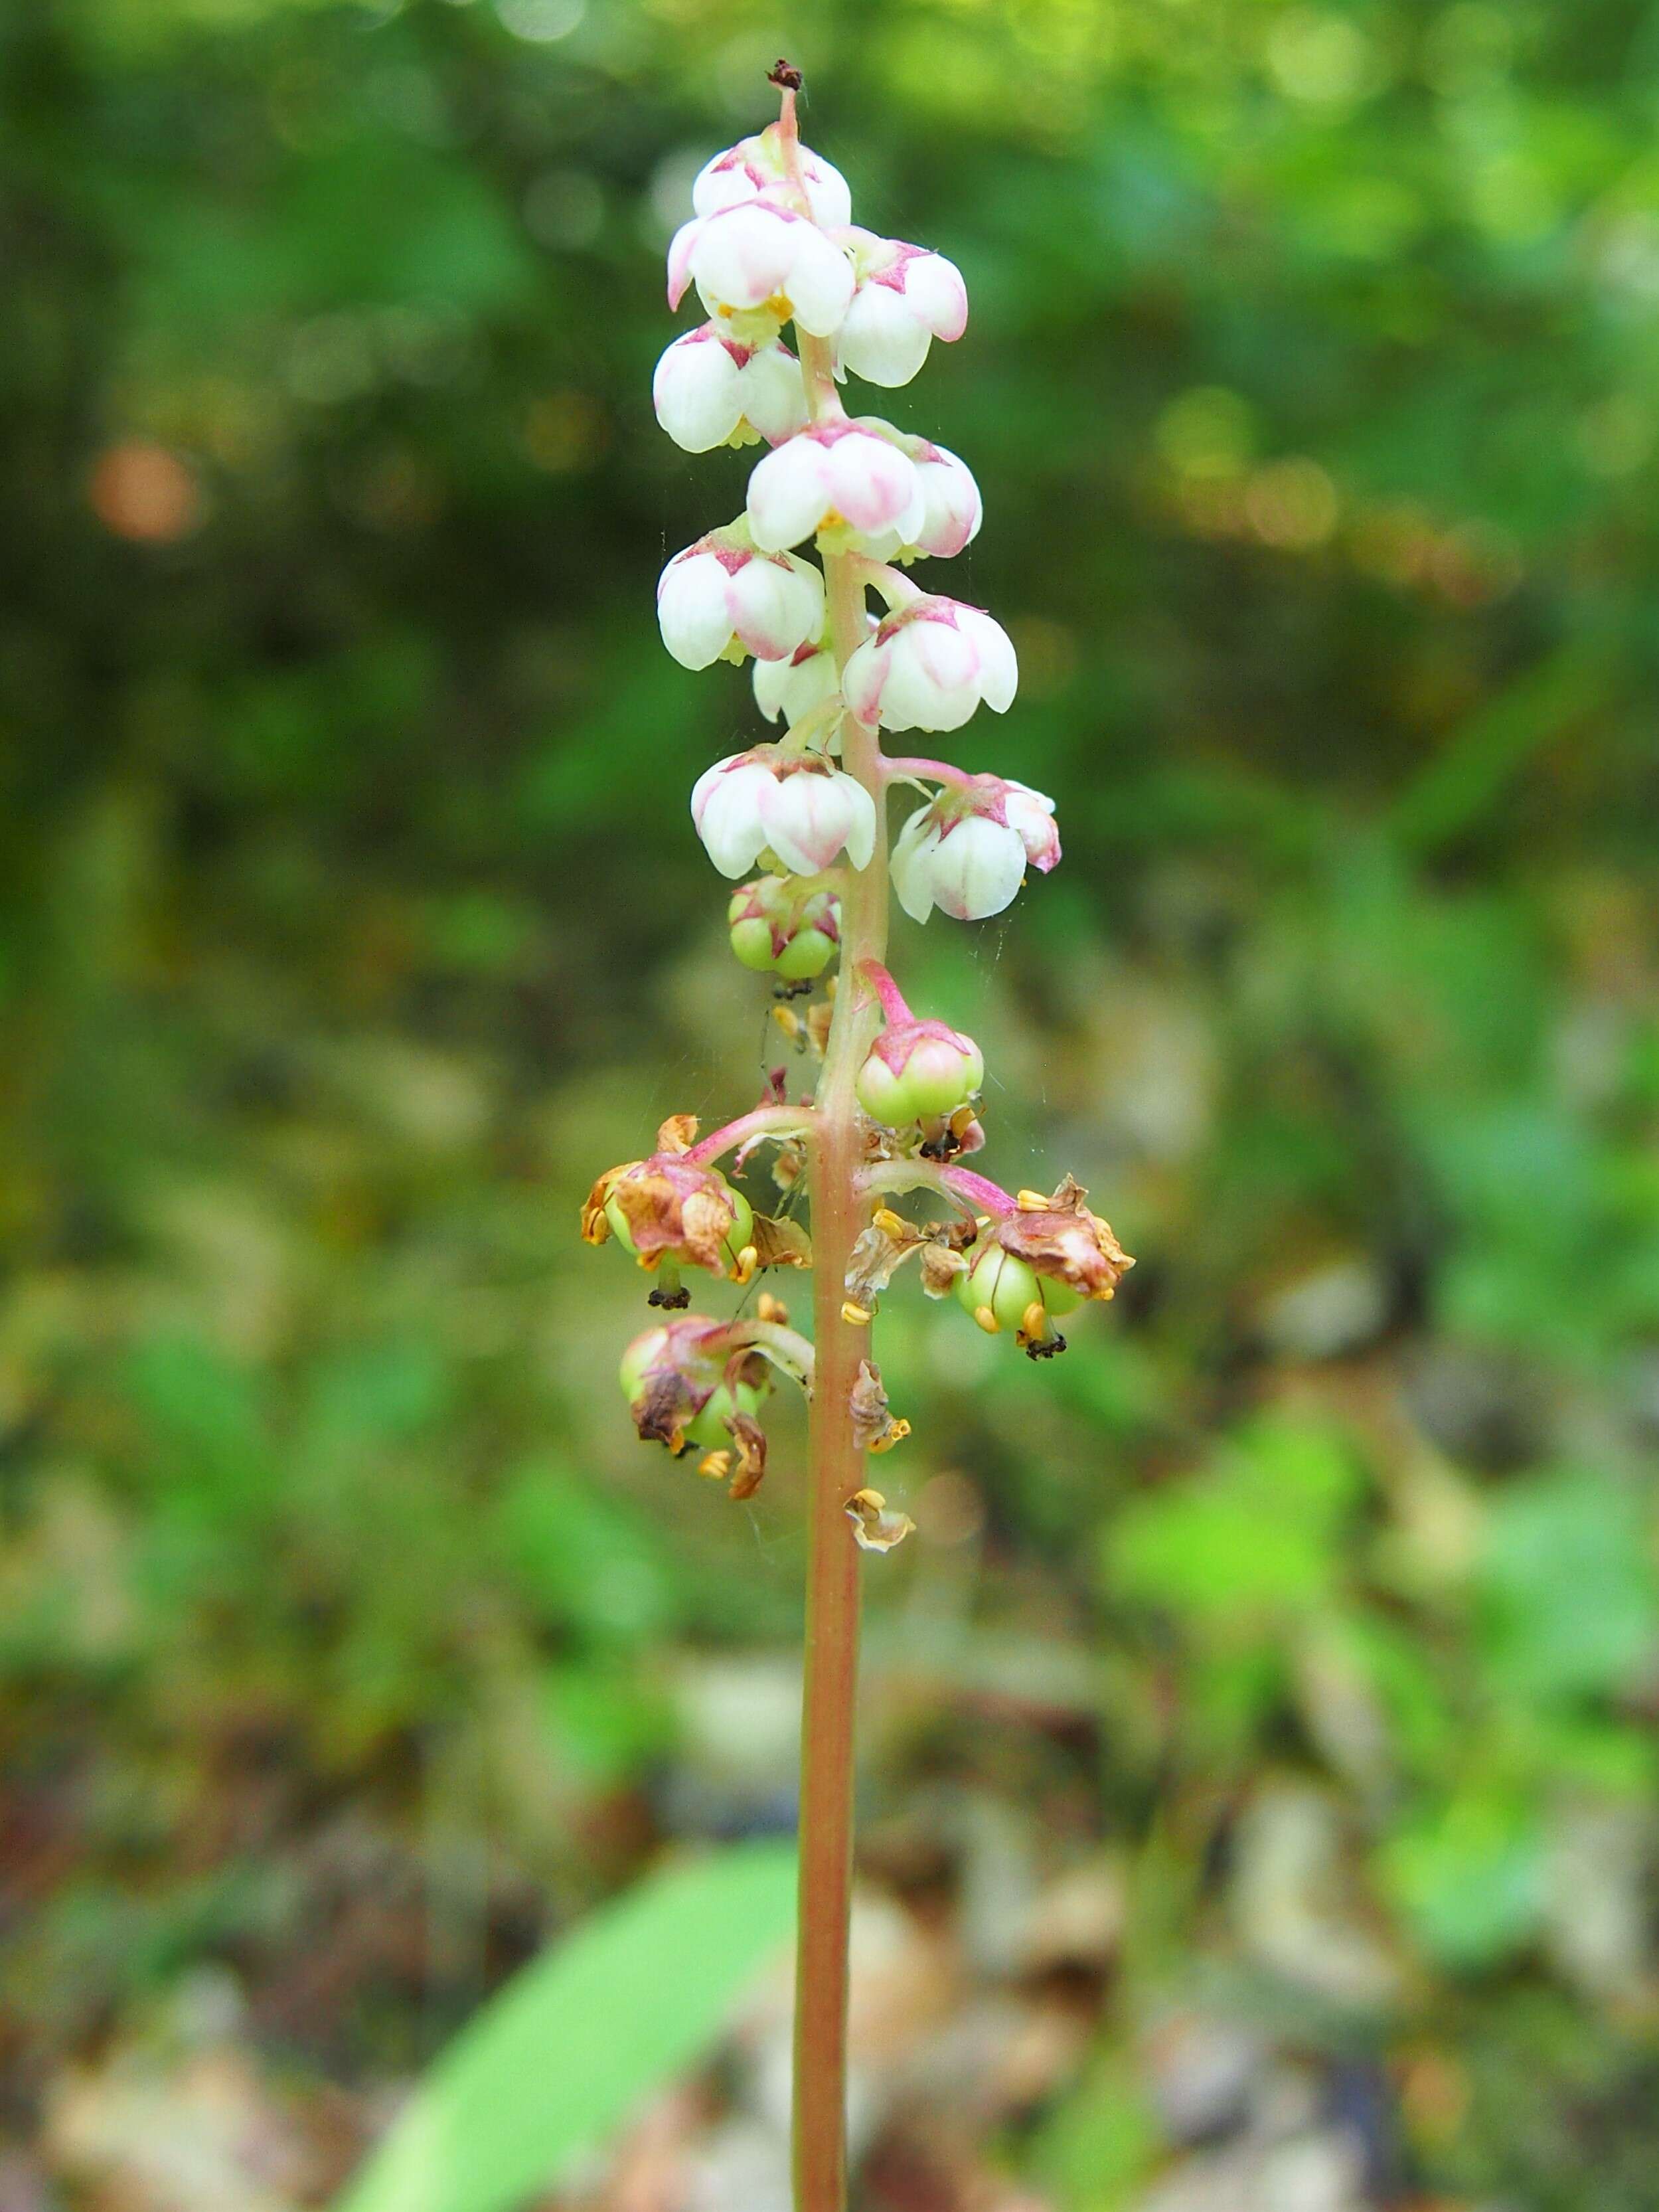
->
[[725, 1411, 768, 1501], [994, 1176, 1135, 1301], [846, 1488, 915, 1553], [750, 1211, 813, 1270], [849, 1359, 909, 1454], [919, 1241, 969, 1298], [656, 1114, 700, 1155]]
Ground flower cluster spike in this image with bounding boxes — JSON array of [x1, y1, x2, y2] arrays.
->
[[584, 73, 1135, 1510]]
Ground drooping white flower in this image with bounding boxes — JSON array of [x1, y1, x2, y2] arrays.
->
[[657, 529, 825, 670], [841, 596, 1017, 732], [691, 749, 877, 878], [847, 430, 982, 560], [667, 202, 854, 338], [906, 438, 983, 557], [838, 233, 969, 388], [890, 777, 1061, 923], [653, 327, 809, 452], [746, 421, 925, 553], [692, 126, 852, 229], [753, 636, 840, 726]]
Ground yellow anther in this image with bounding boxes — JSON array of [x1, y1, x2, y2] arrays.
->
[[772, 1005, 802, 1041], [870, 1418, 911, 1455], [757, 1292, 790, 1325], [733, 1244, 759, 1286], [1021, 1301, 1050, 1342], [872, 1208, 907, 1236], [1016, 1188, 1050, 1212], [973, 1304, 1000, 1335], [841, 1300, 873, 1327], [697, 1450, 732, 1482]]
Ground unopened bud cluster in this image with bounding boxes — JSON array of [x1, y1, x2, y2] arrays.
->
[[584, 84, 1131, 1513]]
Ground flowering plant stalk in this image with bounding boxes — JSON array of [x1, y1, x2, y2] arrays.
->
[[586, 63, 1132, 2212]]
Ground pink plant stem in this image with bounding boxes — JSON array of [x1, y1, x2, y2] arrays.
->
[[777, 79, 886, 2212], [858, 1158, 1018, 1218], [881, 754, 978, 789], [852, 556, 923, 607], [684, 1106, 817, 1165], [856, 958, 913, 1026]]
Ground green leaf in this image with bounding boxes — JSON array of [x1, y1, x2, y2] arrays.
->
[[1105, 1418, 1362, 1626], [1478, 1470, 1659, 1701], [333, 1844, 797, 2212], [1382, 1786, 1545, 1970]]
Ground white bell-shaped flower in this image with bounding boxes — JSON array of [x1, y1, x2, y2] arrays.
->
[[746, 422, 925, 553], [667, 203, 854, 338], [891, 777, 1060, 923], [848, 432, 981, 561], [693, 126, 852, 229], [841, 596, 1017, 732], [653, 327, 809, 453], [691, 750, 877, 878], [657, 529, 825, 670], [753, 637, 840, 726], [838, 234, 969, 388]]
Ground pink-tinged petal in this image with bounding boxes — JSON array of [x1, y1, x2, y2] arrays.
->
[[839, 284, 932, 388], [904, 252, 968, 341], [840, 634, 886, 724], [753, 637, 838, 724], [666, 218, 701, 309], [737, 345, 809, 444], [783, 224, 856, 336], [728, 552, 823, 661], [838, 777, 877, 869], [828, 433, 921, 533], [890, 810, 942, 922], [1006, 787, 1061, 871], [652, 328, 744, 452], [911, 448, 982, 557], [657, 552, 736, 669], [931, 815, 1026, 919], [694, 760, 773, 877], [881, 623, 979, 732], [746, 438, 830, 551], [690, 203, 795, 311], [959, 608, 1018, 711]]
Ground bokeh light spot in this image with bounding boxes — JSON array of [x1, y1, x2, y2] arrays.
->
[[88, 442, 202, 544]]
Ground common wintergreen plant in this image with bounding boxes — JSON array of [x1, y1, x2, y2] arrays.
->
[[583, 64, 1133, 2212]]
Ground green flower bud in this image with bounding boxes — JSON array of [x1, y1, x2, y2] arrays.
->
[[726, 877, 840, 980]]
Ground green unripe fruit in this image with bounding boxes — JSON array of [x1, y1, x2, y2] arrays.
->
[[684, 1379, 763, 1450], [604, 1172, 753, 1273], [856, 1030, 984, 1126], [955, 1242, 1081, 1335]]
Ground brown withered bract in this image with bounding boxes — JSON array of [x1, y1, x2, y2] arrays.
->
[[750, 1211, 813, 1270], [993, 1174, 1134, 1300], [849, 1359, 909, 1455]]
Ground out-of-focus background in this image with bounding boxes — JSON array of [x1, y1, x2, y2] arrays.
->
[[5, 0, 1659, 2206]]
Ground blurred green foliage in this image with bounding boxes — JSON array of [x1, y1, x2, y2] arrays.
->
[[3, 0, 1659, 2204]]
